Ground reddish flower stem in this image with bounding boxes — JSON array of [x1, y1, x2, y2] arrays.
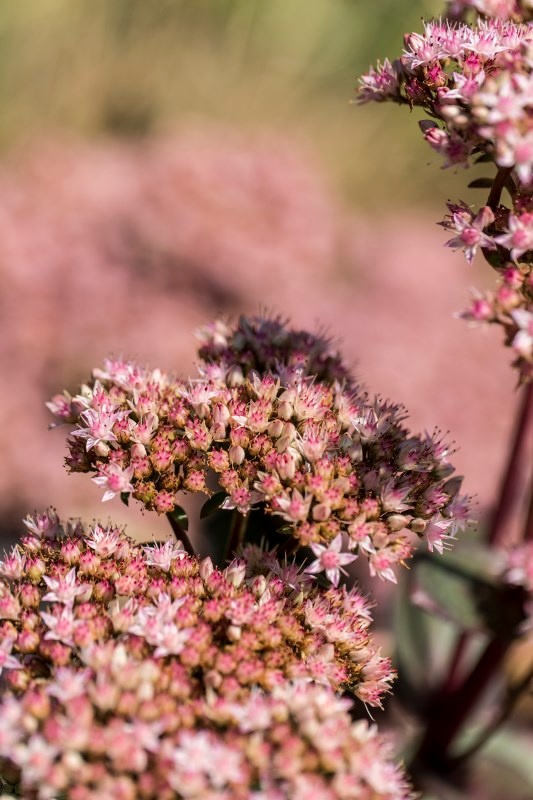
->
[[225, 510, 249, 561], [412, 386, 533, 779], [451, 661, 533, 765], [488, 382, 533, 546], [411, 638, 509, 775], [440, 631, 469, 696], [486, 166, 512, 212]]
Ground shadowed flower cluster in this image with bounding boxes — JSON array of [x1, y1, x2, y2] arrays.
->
[[48, 316, 469, 584], [0, 511, 410, 799]]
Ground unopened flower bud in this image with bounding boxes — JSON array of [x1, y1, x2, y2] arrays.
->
[[410, 518, 427, 534], [60, 540, 81, 565], [387, 514, 409, 532], [227, 624, 242, 642], [199, 557, 214, 581], [93, 441, 110, 458], [268, 419, 284, 438], [277, 400, 293, 421], [229, 445, 245, 465], [26, 558, 46, 583], [131, 442, 147, 459], [17, 629, 40, 654], [250, 575, 268, 598], [227, 366, 244, 386], [19, 583, 41, 609], [204, 669, 222, 689], [225, 560, 246, 588], [312, 503, 331, 522]]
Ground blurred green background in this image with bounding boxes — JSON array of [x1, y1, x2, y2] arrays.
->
[[0, 0, 461, 208]]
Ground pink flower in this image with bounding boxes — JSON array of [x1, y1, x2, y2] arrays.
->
[[443, 205, 496, 264], [41, 606, 79, 647], [43, 567, 87, 605], [86, 524, 122, 556], [358, 59, 400, 103], [92, 463, 135, 502], [0, 637, 22, 676], [306, 534, 357, 587], [143, 540, 187, 572], [495, 212, 533, 260], [425, 515, 457, 554]]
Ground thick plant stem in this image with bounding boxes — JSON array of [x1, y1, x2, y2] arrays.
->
[[411, 638, 509, 775], [451, 661, 533, 765], [440, 631, 469, 696], [488, 382, 533, 546], [412, 385, 533, 778], [487, 166, 512, 212], [225, 510, 249, 561], [166, 512, 196, 556]]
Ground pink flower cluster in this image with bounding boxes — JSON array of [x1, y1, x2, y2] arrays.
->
[[461, 258, 533, 379], [0, 511, 410, 799], [360, 18, 533, 177], [359, 11, 533, 383], [49, 316, 469, 584]]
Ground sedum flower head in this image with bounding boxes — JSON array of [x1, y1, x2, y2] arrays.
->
[[0, 511, 410, 799], [49, 315, 469, 584]]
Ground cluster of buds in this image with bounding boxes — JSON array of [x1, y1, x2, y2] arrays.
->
[[0, 511, 409, 799], [358, 11, 533, 382], [48, 315, 469, 584]]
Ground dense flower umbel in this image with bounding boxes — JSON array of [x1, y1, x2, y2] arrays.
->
[[0, 512, 408, 799], [48, 316, 469, 583], [0, 677, 412, 800], [0, 512, 392, 705]]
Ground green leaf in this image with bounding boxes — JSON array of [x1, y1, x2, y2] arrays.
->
[[169, 505, 189, 532], [468, 178, 494, 189], [474, 152, 493, 164], [200, 492, 228, 519], [412, 565, 483, 630], [120, 492, 129, 507], [394, 577, 432, 714], [413, 550, 527, 637]]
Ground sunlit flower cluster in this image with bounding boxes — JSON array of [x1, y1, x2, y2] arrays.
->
[[360, 17, 533, 177], [48, 316, 469, 583], [460, 259, 533, 379], [0, 511, 409, 798], [359, 12, 533, 383]]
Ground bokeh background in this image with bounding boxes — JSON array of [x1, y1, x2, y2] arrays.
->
[[0, 0, 518, 544]]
